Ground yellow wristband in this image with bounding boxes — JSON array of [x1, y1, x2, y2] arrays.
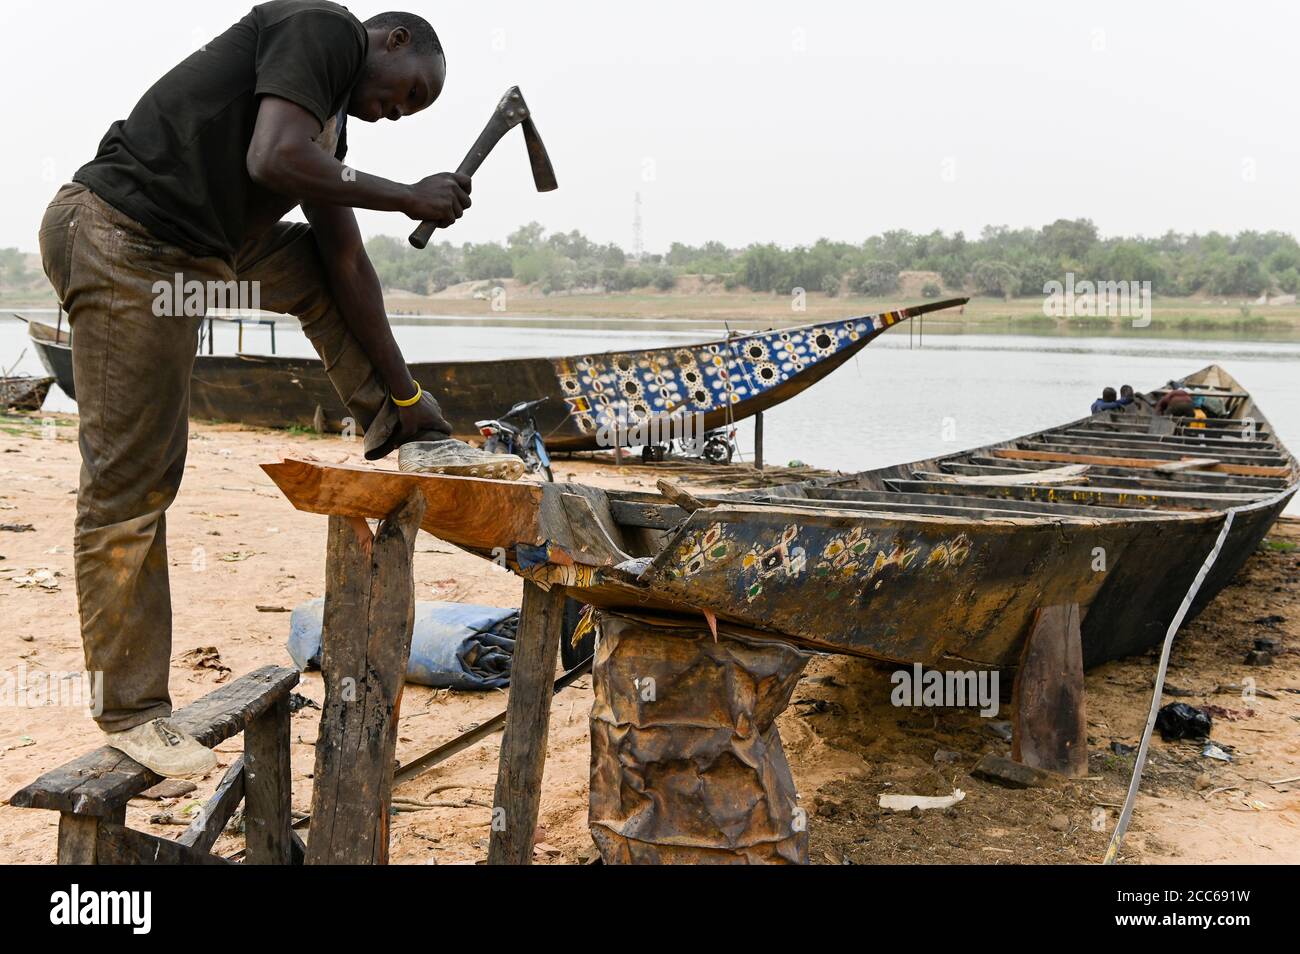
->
[[392, 382, 422, 407]]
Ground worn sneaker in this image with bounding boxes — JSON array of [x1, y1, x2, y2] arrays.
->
[[104, 718, 218, 778], [398, 438, 526, 480]]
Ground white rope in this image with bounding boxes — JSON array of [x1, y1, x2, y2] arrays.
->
[[1103, 489, 1295, 864]]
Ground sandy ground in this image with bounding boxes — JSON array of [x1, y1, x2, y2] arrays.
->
[[0, 410, 1296, 864]]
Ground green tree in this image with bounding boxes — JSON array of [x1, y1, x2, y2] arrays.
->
[[972, 261, 1018, 299], [847, 260, 900, 296], [462, 242, 512, 280]]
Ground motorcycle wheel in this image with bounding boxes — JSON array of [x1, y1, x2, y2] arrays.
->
[[702, 438, 732, 464]]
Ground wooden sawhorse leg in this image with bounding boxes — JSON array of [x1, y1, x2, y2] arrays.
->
[[306, 491, 426, 864], [488, 580, 568, 864]]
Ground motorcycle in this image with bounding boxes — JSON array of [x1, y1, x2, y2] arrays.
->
[[640, 426, 737, 465], [477, 397, 554, 481]]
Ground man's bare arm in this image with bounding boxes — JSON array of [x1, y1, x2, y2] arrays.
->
[[247, 96, 470, 225], [302, 201, 452, 437]]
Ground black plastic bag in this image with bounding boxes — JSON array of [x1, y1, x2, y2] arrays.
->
[[1155, 702, 1212, 741]]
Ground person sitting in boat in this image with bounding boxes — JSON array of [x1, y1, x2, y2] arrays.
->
[[1156, 387, 1195, 416], [1091, 387, 1127, 414], [37, 2, 524, 778], [1119, 384, 1136, 406]]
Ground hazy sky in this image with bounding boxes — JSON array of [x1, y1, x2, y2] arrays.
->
[[2, 0, 1297, 253]]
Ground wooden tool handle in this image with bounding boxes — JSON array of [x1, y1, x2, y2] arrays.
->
[[408, 142, 496, 249]]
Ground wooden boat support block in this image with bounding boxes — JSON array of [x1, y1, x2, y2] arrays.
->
[[589, 610, 812, 864], [971, 754, 1064, 790], [488, 580, 570, 865], [306, 490, 426, 865], [1012, 604, 1088, 778]]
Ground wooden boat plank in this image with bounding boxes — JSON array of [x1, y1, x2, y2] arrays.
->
[[1154, 458, 1220, 473], [1019, 441, 1284, 467], [1034, 435, 1286, 464], [793, 486, 1156, 519], [963, 455, 1289, 489], [752, 495, 1096, 520], [933, 462, 1277, 495], [992, 447, 1291, 478], [1057, 427, 1275, 450], [929, 463, 1091, 486], [889, 478, 1267, 510]]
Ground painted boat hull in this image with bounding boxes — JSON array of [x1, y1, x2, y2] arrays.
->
[[260, 363, 1295, 673], [27, 298, 966, 450]]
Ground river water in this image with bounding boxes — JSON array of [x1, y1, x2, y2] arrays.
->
[[4, 312, 1297, 509]]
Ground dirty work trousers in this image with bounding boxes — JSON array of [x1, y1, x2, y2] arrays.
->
[[38, 182, 407, 731]]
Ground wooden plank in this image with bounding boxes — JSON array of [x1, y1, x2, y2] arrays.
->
[[1012, 604, 1087, 778], [991, 447, 1291, 479], [971, 754, 1062, 789], [1025, 438, 1285, 466], [95, 821, 230, 865], [893, 478, 1264, 511], [1155, 458, 1219, 473], [1058, 427, 1274, 450], [178, 757, 244, 853], [770, 489, 1138, 519], [488, 580, 568, 865], [11, 666, 299, 815], [609, 498, 690, 530], [936, 463, 1090, 486], [262, 459, 545, 552], [244, 693, 292, 864], [1049, 432, 1282, 458], [965, 455, 1288, 489], [559, 492, 632, 564]]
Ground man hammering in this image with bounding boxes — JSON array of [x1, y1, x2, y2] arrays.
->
[[39, 1, 524, 777]]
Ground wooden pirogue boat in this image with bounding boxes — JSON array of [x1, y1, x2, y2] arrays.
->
[[28, 298, 966, 449], [0, 375, 54, 411], [264, 364, 1296, 671]]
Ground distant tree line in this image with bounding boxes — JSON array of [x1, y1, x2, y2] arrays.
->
[[13, 217, 1294, 301], [361, 218, 1300, 300]]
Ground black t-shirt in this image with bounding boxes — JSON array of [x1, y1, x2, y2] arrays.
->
[[74, 0, 367, 262]]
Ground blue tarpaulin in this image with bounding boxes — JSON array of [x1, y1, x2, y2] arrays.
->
[[287, 598, 518, 690]]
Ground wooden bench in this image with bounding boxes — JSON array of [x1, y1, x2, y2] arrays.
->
[[10, 665, 299, 865]]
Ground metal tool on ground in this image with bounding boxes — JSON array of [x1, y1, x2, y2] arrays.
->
[[408, 86, 557, 249]]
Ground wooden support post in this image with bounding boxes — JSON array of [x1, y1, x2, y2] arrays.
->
[[244, 693, 292, 864], [306, 490, 426, 865], [56, 806, 123, 865], [754, 411, 764, 471], [1012, 603, 1088, 778], [488, 580, 567, 865]]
